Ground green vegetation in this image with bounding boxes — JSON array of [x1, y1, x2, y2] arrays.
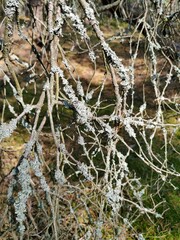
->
[[0, 1, 180, 239]]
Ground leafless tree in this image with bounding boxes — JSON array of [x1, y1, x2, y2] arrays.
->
[[0, 0, 179, 239]]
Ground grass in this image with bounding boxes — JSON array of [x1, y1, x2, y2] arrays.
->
[[1, 113, 179, 239], [0, 16, 180, 239]]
